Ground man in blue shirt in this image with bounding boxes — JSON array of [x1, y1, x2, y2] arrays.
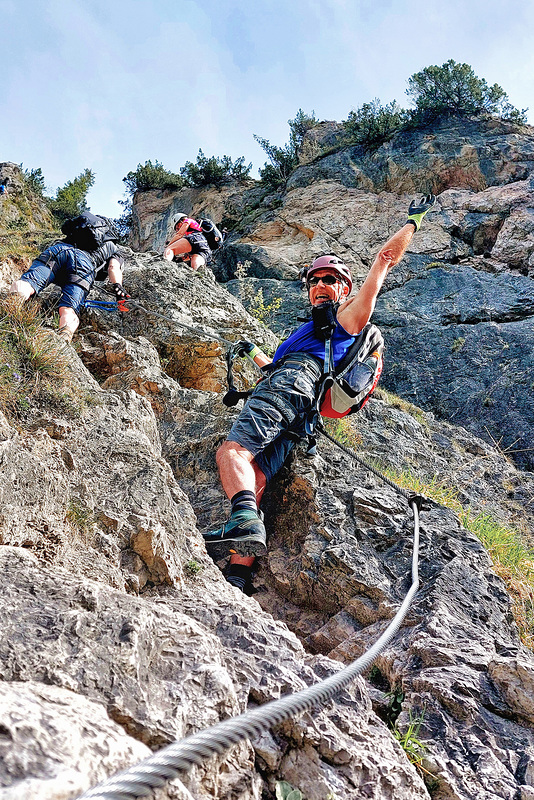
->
[[204, 196, 435, 590]]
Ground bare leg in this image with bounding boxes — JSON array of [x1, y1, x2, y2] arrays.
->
[[189, 254, 206, 271], [216, 440, 260, 499], [58, 306, 79, 342], [164, 237, 193, 262], [216, 440, 267, 568]]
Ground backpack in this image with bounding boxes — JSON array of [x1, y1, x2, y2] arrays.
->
[[61, 211, 118, 252], [198, 218, 224, 251], [222, 317, 383, 419], [319, 323, 384, 418]]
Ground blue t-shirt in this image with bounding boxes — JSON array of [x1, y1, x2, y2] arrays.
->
[[272, 320, 357, 366]]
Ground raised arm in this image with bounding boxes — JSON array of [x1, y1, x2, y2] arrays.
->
[[337, 224, 414, 334], [165, 220, 188, 248], [337, 195, 435, 335]]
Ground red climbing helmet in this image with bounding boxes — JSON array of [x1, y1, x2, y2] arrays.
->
[[302, 254, 353, 293]]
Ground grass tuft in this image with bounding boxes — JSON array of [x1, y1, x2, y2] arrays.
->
[[0, 296, 83, 420], [393, 708, 428, 767], [378, 465, 534, 649], [184, 559, 204, 577], [66, 499, 95, 539]]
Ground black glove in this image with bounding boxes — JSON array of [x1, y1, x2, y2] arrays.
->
[[311, 301, 338, 341], [235, 340, 257, 357], [406, 194, 436, 231], [111, 283, 131, 300], [235, 340, 263, 360]]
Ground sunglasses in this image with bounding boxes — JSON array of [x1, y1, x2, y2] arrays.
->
[[307, 274, 340, 286]]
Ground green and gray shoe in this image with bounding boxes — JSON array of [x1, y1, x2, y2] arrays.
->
[[203, 509, 267, 559]]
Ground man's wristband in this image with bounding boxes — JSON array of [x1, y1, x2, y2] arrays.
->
[[245, 345, 262, 361]]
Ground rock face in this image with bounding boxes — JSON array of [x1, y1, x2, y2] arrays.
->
[[0, 161, 55, 232], [130, 182, 265, 254], [2, 115, 534, 800], [133, 119, 534, 469], [373, 263, 534, 471], [290, 116, 534, 195]]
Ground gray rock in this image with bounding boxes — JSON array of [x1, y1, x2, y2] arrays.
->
[[289, 117, 534, 195], [3, 117, 534, 800], [0, 545, 427, 799], [0, 678, 158, 800], [374, 266, 534, 470]]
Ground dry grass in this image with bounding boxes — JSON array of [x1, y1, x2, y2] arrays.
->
[[374, 386, 430, 427], [0, 227, 58, 266], [380, 466, 534, 649], [322, 416, 363, 450], [0, 296, 84, 419]]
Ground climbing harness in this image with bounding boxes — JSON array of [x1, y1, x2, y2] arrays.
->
[[78, 498, 421, 800]]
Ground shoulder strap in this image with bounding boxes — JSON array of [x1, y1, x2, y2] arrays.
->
[[334, 324, 383, 378]]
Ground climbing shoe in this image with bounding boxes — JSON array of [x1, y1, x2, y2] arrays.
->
[[406, 194, 436, 231], [203, 509, 267, 559]]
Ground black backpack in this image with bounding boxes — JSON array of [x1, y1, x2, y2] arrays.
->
[[61, 211, 118, 252], [198, 218, 224, 251]]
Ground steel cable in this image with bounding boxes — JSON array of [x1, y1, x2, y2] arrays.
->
[[317, 422, 415, 501], [86, 292, 237, 348], [126, 300, 235, 348], [79, 293, 424, 799], [78, 500, 420, 800]]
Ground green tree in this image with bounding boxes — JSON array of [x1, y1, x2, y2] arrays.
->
[[180, 149, 252, 187], [288, 108, 319, 152], [407, 60, 528, 123], [112, 199, 134, 244], [48, 168, 95, 222], [123, 160, 184, 196], [253, 136, 296, 188], [345, 98, 408, 147], [21, 166, 47, 198], [255, 108, 318, 189]]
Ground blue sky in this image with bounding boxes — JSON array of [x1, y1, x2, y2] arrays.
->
[[1, 0, 533, 218]]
